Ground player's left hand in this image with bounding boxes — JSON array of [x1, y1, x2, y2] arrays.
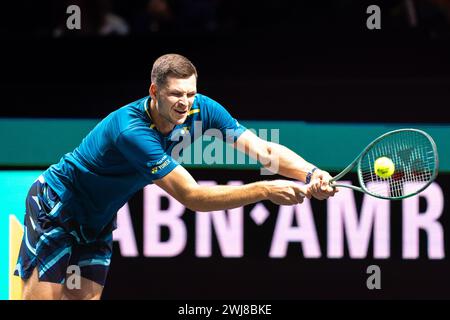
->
[[309, 169, 339, 200]]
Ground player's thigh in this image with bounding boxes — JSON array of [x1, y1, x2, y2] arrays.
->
[[61, 276, 103, 300], [63, 231, 113, 300], [22, 267, 65, 300]]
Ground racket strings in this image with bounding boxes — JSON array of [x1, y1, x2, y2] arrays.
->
[[359, 130, 436, 198]]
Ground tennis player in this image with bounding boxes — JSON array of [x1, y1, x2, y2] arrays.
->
[[14, 54, 337, 299]]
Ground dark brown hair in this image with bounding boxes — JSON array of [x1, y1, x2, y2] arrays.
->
[[151, 54, 198, 87]]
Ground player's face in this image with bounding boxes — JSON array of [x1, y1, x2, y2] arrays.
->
[[155, 75, 197, 126]]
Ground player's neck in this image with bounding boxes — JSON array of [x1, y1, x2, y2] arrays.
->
[[149, 99, 175, 136]]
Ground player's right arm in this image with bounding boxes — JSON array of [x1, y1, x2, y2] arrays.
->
[[154, 165, 310, 212]]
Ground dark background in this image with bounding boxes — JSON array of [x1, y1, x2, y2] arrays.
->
[[0, 0, 450, 122]]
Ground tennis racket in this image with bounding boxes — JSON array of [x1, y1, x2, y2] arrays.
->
[[329, 128, 439, 200]]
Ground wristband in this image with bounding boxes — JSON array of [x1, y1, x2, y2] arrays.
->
[[305, 167, 318, 184]]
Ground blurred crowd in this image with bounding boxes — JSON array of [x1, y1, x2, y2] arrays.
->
[[1, 0, 449, 38], [51, 0, 222, 36]]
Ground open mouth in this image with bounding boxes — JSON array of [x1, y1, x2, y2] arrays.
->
[[174, 109, 188, 115]]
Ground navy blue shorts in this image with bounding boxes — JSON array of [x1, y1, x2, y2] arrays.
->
[[14, 176, 114, 286]]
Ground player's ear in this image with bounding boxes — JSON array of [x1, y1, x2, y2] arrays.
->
[[149, 83, 157, 99]]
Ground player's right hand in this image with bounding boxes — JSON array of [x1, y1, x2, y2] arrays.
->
[[309, 169, 339, 200], [264, 180, 311, 205]]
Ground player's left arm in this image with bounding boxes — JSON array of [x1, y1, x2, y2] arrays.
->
[[234, 130, 337, 200], [201, 94, 336, 199]]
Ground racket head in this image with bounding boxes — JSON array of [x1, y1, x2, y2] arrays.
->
[[357, 128, 439, 200]]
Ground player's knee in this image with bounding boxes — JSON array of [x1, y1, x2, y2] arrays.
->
[[62, 288, 102, 300], [22, 268, 65, 300], [62, 278, 103, 300], [22, 282, 64, 300]]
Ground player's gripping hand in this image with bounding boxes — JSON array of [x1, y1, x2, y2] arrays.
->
[[265, 180, 311, 205], [309, 169, 339, 200]]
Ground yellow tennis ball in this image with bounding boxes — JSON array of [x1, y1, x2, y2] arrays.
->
[[374, 157, 395, 179]]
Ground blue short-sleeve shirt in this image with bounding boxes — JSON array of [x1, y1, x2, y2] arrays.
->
[[43, 94, 246, 232]]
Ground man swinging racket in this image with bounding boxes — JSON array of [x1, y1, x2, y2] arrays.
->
[[14, 54, 337, 299]]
